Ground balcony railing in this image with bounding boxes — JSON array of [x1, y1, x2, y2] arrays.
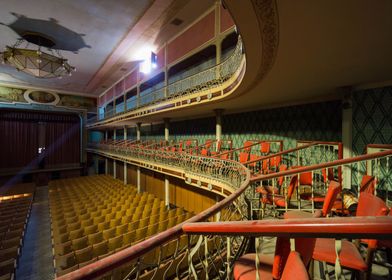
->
[[87, 37, 245, 126], [63, 143, 391, 280]]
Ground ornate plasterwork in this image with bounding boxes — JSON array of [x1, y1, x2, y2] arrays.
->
[[251, 0, 279, 81]]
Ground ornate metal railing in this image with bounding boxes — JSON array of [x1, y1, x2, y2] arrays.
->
[[87, 36, 244, 125]]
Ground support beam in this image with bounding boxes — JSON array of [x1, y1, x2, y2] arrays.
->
[[165, 176, 170, 207], [136, 123, 141, 141], [137, 166, 141, 193], [124, 163, 127, 185]]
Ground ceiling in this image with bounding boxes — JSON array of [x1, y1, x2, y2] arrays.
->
[[0, 0, 214, 97], [108, 0, 392, 127]]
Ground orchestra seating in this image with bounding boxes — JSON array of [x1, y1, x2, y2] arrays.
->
[[49, 175, 193, 277], [0, 194, 33, 280]]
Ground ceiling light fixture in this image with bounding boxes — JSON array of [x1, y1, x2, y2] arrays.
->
[[0, 32, 76, 79]]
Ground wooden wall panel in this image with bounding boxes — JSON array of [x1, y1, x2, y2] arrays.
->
[[116, 161, 124, 181], [169, 177, 217, 214], [107, 159, 113, 176], [127, 165, 137, 186]]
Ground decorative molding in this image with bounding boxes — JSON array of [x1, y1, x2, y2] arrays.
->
[[251, 0, 279, 82], [24, 90, 60, 106]]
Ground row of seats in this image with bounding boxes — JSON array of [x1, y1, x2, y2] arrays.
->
[[0, 194, 32, 280], [48, 175, 193, 277]]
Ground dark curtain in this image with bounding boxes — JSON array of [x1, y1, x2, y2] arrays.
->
[[45, 120, 80, 167], [0, 110, 80, 170], [0, 115, 38, 169]]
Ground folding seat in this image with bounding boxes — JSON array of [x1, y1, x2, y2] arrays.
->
[[115, 210, 126, 220], [0, 258, 16, 278], [81, 219, 93, 228], [72, 236, 88, 251], [157, 220, 168, 233], [109, 218, 121, 228], [53, 241, 72, 257], [84, 224, 98, 236], [146, 224, 158, 237], [108, 236, 123, 252], [149, 214, 159, 224], [0, 247, 19, 263], [52, 224, 68, 236], [1, 237, 21, 249], [75, 246, 93, 264], [67, 221, 81, 232], [92, 240, 109, 259], [97, 221, 110, 231], [56, 264, 79, 277], [79, 212, 90, 221], [233, 236, 315, 280], [116, 224, 128, 235], [128, 221, 139, 232], [102, 228, 116, 240], [65, 216, 78, 225], [131, 212, 142, 222], [135, 227, 147, 243], [55, 252, 76, 272], [104, 212, 116, 222], [93, 215, 105, 225], [9, 221, 25, 232], [68, 228, 84, 240]]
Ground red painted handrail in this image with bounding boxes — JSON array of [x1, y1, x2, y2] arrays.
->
[[250, 149, 392, 183], [182, 216, 392, 239], [244, 141, 317, 165]]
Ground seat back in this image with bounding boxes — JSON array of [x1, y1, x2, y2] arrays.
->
[[281, 251, 309, 280], [260, 142, 270, 154], [321, 180, 341, 217], [287, 175, 299, 200], [357, 192, 388, 217], [359, 175, 377, 194]]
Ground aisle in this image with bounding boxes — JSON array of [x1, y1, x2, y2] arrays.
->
[[16, 185, 55, 280]]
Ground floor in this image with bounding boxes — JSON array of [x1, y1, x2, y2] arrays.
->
[[15, 185, 55, 280]]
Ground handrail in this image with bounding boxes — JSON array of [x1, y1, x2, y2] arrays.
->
[[244, 141, 317, 165], [182, 216, 392, 239], [215, 140, 266, 158], [57, 160, 250, 280], [250, 149, 392, 182]]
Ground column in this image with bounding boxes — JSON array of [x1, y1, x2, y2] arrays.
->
[[215, 109, 223, 141], [137, 167, 141, 193], [105, 130, 108, 141], [124, 163, 127, 185], [342, 92, 353, 189], [124, 126, 127, 140], [136, 123, 141, 141], [164, 118, 170, 142], [105, 158, 108, 174], [113, 160, 116, 179], [113, 129, 117, 140], [165, 176, 170, 207], [215, 194, 221, 221]]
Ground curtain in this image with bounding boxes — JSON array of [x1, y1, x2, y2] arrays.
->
[[0, 109, 80, 170]]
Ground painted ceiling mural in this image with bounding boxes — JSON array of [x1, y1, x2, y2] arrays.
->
[[0, 85, 96, 111]]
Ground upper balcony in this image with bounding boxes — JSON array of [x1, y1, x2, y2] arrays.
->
[[87, 35, 245, 129]]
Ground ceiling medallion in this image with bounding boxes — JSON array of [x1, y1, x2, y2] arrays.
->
[[0, 32, 76, 79]]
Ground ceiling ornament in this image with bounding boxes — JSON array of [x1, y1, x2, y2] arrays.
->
[[0, 32, 76, 79]]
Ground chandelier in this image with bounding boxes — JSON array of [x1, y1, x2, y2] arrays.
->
[[0, 32, 76, 79]]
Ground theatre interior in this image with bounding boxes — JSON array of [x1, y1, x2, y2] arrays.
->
[[0, 0, 392, 279]]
